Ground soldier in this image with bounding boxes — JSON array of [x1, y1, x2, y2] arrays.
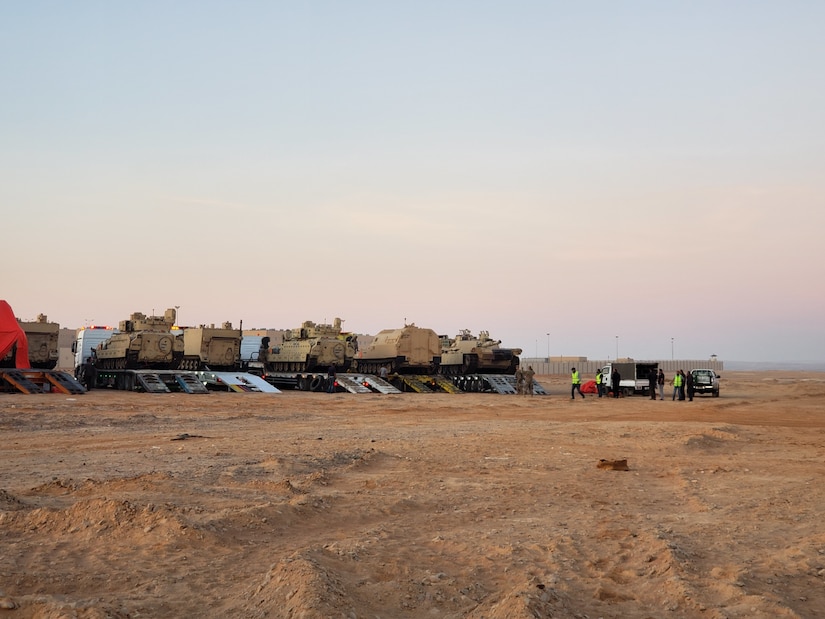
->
[[523, 365, 535, 396], [514, 366, 524, 395]]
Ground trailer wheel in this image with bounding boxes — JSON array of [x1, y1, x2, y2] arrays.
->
[[310, 375, 324, 392]]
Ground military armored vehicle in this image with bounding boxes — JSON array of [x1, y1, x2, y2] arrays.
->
[[439, 329, 522, 375], [177, 322, 242, 371], [354, 324, 441, 374], [94, 308, 183, 370], [263, 317, 357, 372], [0, 313, 60, 369]]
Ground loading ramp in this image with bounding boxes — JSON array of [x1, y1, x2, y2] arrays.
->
[[0, 369, 86, 395], [450, 374, 549, 395], [393, 375, 438, 393], [262, 372, 403, 393], [482, 374, 548, 395], [341, 374, 401, 394], [333, 375, 373, 394], [198, 372, 281, 393], [93, 369, 209, 393]]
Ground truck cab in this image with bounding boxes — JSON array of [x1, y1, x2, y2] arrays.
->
[[690, 369, 720, 397], [72, 325, 119, 379]]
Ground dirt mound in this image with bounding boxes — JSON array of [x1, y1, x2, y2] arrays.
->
[[0, 488, 27, 511], [465, 579, 570, 618], [241, 550, 356, 618], [2, 497, 197, 545], [12, 598, 130, 619]]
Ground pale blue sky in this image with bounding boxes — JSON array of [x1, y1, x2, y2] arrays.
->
[[3, 1, 824, 362]]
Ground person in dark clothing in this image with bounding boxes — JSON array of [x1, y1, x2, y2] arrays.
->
[[649, 367, 658, 400], [82, 358, 97, 391], [686, 370, 695, 401], [611, 368, 621, 398], [327, 363, 337, 393]]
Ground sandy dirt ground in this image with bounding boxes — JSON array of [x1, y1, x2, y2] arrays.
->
[[2, 371, 825, 619]]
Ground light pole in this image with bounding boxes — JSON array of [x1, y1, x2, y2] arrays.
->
[[671, 337, 674, 361], [615, 335, 619, 360], [546, 333, 550, 359]]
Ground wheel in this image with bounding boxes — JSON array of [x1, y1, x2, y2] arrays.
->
[[713, 389, 720, 397], [309, 376, 324, 392]]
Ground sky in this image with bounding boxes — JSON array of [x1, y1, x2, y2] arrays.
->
[[2, 1, 824, 363]]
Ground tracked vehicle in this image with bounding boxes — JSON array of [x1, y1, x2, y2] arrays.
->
[[354, 324, 441, 374], [263, 317, 357, 372], [95, 308, 183, 370], [177, 322, 242, 371], [439, 329, 522, 375], [0, 314, 60, 369]]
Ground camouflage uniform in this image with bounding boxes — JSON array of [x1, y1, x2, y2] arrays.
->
[[514, 367, 524, 395], [523, 366, 535, 396]]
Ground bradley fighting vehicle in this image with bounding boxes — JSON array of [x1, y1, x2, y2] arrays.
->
[[439, 329, 522, 375], [94, 308, 183, 370], [262, 317, 357, 372], [177, 322, 242, 371], [354, 324, 441, 374], [0, 313, 60, 369]]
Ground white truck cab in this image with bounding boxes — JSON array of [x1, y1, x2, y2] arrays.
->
[[72, 326, 118, 375]]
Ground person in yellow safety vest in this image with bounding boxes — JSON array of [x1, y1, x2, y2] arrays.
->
[[595, 369, 604, 398], [571, 367, 585, 400], [671, 370, 683, 401]]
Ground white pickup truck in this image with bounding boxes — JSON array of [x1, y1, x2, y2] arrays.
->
[[690, 369, 720, 397]]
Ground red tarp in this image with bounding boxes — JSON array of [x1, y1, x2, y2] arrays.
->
[[581, 379, 598, 394], [0, 300, 30, 368]]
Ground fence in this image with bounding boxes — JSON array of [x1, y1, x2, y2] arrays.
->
[[518, 359, 724, 376]]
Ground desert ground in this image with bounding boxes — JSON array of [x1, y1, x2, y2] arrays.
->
[[2, 371, 825, 618]]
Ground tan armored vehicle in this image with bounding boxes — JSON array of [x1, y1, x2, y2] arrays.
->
[[263, 317, 357, 372], [177, 322, 242, 371], [95, 308, 183, 370], [0, 313, 60, 369], [354, 324, 441, 374], [439, 329, 522, 375]]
